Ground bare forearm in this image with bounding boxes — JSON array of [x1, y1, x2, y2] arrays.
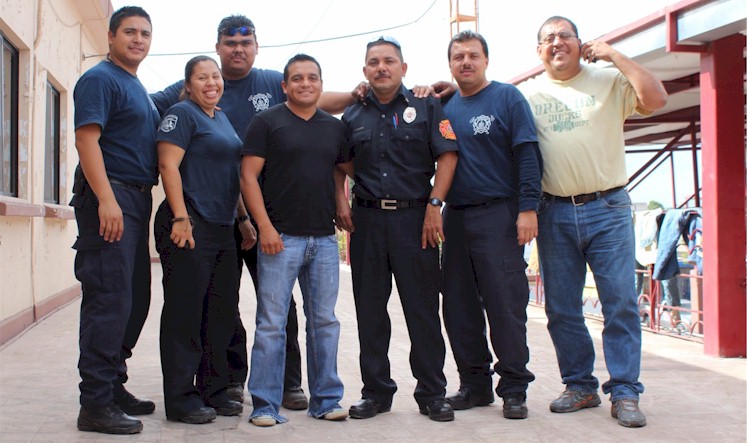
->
[[160, 165, 188, 218], [609, 51, 667, 111], [319, 91, 356, 114], [431, 151, 457, 200]]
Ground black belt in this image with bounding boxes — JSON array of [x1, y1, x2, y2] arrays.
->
[[355, 196, 427, 210], [109, 178, 152, 193], [448, 197, 508, 210], [542, 186, 624, 206]]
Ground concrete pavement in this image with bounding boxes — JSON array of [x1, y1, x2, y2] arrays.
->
[[0, 263, 744, 442]]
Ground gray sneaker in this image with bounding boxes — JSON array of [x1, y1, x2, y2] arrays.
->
[[611, 399, 647, 427], [549, 389, 601, 413]]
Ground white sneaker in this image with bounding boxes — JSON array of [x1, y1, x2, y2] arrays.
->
[[323, 409, 348, 421], [250, 415, 277, 427]]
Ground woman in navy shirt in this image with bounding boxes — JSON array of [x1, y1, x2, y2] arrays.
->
[[154, 55, 250, 424]]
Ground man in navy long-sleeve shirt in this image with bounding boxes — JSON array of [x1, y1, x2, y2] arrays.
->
[[440, 31, 542, 420]]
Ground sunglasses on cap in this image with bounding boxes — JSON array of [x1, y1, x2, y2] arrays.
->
[[220, 26, 255, 36], [367, 35, 401, 49]]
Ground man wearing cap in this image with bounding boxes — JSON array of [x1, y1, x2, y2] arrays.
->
[[152, 14, 361, 410], [335, 36, 458, 422], [519, 16, 667, 428]]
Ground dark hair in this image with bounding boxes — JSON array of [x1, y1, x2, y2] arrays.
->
[[217, 14, 256, 43], [109, 6, 151, 34], [537, 16, 579, 42], [447, 30, 489, 60], [179, 55, 220, 100], [283, 54, 322, 83], [366, 36, 404, 62]]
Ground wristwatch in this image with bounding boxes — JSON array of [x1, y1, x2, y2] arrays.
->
[[428, 197, 443, 207], [236, 215, 250, 223]]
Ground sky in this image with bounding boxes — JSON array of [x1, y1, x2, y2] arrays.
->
[[108, 0, 696, 206]]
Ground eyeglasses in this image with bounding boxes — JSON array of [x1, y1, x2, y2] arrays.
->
[[539, 32, 577, 45], [220, 26, 255, 37], [367, 35, 401, 49]]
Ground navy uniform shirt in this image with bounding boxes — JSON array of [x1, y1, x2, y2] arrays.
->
[[151, 68, 286, 142], [157, 100, 243, 225], [74, 60, 160, 185], [342, 85, 458, 201]]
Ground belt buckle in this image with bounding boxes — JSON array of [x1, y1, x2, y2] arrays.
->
[[380, 199, 397, 210], [571, 194, 585, 206]]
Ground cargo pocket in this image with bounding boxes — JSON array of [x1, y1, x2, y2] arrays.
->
[[73, 234, 125, 293]]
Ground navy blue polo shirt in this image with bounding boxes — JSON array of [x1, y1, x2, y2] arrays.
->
[[157, 100, 243, 225], [342, 86, 458, 201], [74, 60, 160, 185], [444, 81, 542, 211]]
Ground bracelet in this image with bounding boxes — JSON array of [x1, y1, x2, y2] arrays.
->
[[236, 215, 250, 223], [171, 216, 193, 225]]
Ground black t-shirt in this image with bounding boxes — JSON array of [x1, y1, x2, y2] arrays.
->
[[242, 104, 350, 236]]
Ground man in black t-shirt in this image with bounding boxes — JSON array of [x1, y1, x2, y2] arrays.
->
[[240, 54, 349, 426]]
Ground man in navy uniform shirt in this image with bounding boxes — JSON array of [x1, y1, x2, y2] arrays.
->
[[335, 36, 458, 422], [72, 6, 158, 435]]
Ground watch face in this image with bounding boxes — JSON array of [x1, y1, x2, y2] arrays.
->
[[429, 198, 443, 207]]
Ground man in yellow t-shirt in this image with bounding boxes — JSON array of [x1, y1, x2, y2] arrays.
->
[[519, 15, 667, 428]]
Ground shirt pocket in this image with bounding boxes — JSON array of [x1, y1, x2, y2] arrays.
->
[[391, 126, 429, 165]]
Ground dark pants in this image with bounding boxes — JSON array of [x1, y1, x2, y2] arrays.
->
[[441, 200, 535, 398], [72, 183, 152, 407], [155, 202, 238, 418], [350, 205, 447, 407], [230, 224, 302, 390]]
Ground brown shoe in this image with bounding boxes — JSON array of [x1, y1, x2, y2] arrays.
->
[[282, 386, 309, 410], [549, 389, 601, 413], [611, 399, 647, 427]]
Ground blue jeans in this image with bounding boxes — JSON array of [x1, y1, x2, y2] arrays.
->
[[248, 234, 343, 422], [537, 189, 644, 401]]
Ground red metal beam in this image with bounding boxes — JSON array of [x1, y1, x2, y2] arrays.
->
[[625, 126, 700, 144], [625, 106, 700, 125], [666, 8, 709, 53], [701, 34, 747, 357], [662, 73, 700, 94]]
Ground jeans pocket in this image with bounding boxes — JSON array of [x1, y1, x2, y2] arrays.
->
[[601, 190, 632, 209]]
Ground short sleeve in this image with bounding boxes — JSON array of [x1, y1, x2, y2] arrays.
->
[[157, 103, 195, 151], [241, 113, 271, 158]]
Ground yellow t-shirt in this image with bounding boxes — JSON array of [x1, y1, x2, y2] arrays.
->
[[519, 65, 645, 197]]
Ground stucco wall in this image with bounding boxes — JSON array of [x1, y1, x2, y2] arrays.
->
[[0, 0, 111, 328]]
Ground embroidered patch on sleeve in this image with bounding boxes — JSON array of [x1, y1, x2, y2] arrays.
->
[[160, 114, 178, 133], [439, 120, 456, 140]]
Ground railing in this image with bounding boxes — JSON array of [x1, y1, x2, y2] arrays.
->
[[528, 267, 704, 343]]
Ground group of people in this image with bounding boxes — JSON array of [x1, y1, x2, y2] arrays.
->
[[70, 5, 666, 436]]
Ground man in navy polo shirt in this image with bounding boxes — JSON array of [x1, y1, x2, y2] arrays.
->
[[71, 6, 158, 435]]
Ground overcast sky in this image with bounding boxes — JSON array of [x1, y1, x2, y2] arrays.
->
[[107, 0, 696, 206]]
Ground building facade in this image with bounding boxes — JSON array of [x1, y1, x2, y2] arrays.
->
[[0, 0, 113, 345]]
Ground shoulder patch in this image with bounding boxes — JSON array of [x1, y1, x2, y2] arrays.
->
[[439, 119, 456, 140], [160, 114, 178, 133]]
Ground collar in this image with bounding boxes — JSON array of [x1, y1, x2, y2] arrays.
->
[[363, 84, 411, 109]]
